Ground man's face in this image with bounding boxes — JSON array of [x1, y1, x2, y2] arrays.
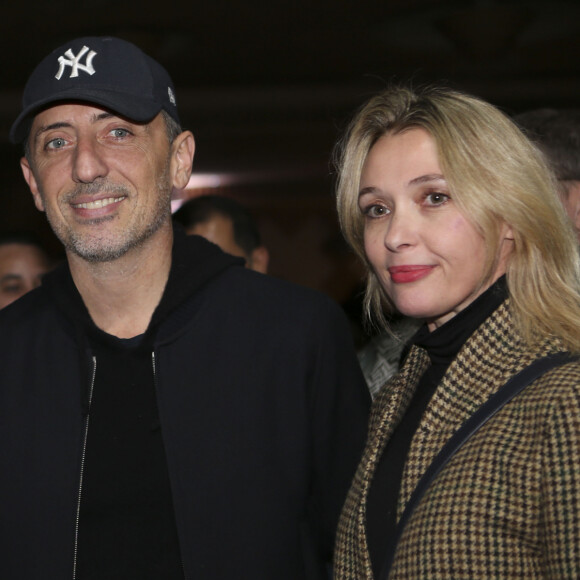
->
[[20, 103, 177, 263], [0, 243, 50, 309], [187, 213, 269, 274], [187, 214, 248, 261]]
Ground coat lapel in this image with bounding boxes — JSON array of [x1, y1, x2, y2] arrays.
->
[[399, 300, 559, 515], [335, 346, 429, 579]]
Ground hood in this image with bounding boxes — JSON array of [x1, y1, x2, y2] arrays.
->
[[42, 225, 243, 347]]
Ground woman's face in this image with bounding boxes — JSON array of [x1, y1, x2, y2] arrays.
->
[[359, 128, 513, 331]]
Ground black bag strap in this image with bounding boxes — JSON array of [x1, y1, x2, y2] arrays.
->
[[379, 351, 576, 580]]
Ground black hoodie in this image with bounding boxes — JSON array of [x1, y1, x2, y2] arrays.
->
[[67, 230, 241, 579], [0, 227, 370, 579]]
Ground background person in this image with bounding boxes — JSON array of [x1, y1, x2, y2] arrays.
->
[[514, 108, 580, 243], [0, 36, 370, 579], [356, 314, 419, 399], [332, 85, 580, 579], [0, 230, 52, 309], [173, 194, 269, 273]]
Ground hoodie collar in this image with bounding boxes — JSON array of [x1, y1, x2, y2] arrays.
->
[[43, 225, 243, 346]]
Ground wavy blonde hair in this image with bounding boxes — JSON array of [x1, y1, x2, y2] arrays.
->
[[335, 85, 580, 352]]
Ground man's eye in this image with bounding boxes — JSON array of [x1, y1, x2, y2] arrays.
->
[[1, 283, 24, 294], [46, 138, 67, 150], [110, 128, 130, 138]]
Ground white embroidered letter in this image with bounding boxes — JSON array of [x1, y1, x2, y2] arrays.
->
[[168, 87, 176, 106], [55, 46, 97, 80]]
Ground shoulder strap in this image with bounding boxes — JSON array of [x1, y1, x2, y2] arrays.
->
[[379, 351, 575, 579]]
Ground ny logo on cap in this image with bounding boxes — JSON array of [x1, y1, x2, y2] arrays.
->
[[55, 46, 97, 80]]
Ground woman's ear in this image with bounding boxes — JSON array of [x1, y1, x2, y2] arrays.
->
[[502, 223, 514, 241]]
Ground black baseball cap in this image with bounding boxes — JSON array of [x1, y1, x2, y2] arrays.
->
[[10, 36, 180, 143]]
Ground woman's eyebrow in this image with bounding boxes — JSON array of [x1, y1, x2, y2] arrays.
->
[[408, 173, 446, 186]]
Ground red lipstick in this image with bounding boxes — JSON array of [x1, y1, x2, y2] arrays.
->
[[388, 265, 434, 283]]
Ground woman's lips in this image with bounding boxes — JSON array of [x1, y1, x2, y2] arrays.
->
[[388, 265, 435, 283]]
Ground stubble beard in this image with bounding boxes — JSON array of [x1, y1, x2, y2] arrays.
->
[[41, 158, 173, 263]]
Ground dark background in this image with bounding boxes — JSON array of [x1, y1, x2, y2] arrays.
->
[[1, 0, 579, 303]]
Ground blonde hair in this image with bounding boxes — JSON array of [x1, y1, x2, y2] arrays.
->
[[335, 85, 580, 352]]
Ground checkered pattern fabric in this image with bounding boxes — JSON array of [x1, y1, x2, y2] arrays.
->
[[334, 301, 580, 579]]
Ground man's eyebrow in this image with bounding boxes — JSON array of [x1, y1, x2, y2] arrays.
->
[[92, 112, 115, 123], [33, 122, 71, 142], [95, 111, 152, 133]]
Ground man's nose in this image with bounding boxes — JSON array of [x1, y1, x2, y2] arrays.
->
[[72, 138, 109, 184]]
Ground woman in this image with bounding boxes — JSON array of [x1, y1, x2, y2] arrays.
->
[[333, 85, 580, 579]]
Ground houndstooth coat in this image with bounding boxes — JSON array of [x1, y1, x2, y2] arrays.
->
[[334, 300, 580, 579]]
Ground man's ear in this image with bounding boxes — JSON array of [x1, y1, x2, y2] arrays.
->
[[249, 246, 269, 274], [20, 157, 45, 212], [171, 131, 195, 191]]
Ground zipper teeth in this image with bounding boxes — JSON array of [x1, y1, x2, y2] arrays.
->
[[69, 354, 186, 578], [72, 356, 97, 580]]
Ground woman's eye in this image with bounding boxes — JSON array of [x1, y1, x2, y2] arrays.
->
[[425, 192, 449, 206], [364, 204, 390, 218]]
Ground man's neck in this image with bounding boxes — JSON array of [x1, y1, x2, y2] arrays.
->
[[67, 227, 173, 339]]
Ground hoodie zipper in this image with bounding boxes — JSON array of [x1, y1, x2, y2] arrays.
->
[[72, 356, 97, 580], [69, 354, 186, 578], [151, 351, 188, 580]]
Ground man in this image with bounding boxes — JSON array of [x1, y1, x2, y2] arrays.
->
[[0, 231, 52, 309], [173, 194, 269, 273], [515, 108, 580, 242], [1, 37, 370, 579]]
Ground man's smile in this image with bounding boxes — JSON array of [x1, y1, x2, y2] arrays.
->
[[71, 195, 127, 210]]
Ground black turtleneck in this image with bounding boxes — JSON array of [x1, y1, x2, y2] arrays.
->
[[367, 277, 507, 578]]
